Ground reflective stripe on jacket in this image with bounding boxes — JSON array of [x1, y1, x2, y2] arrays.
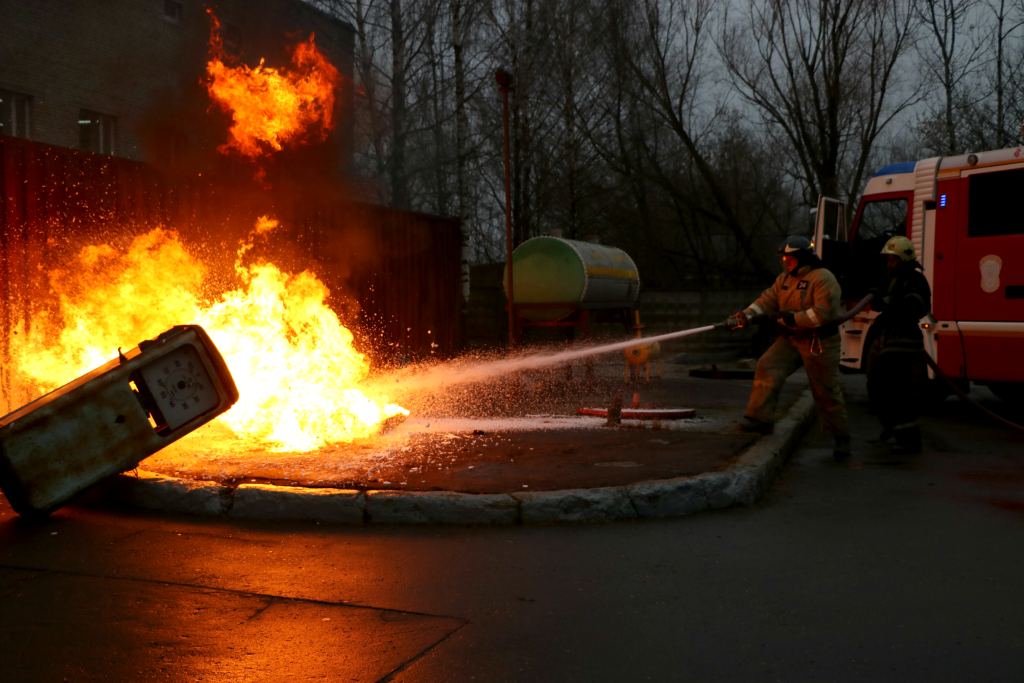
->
[[743, 265, 841, 330]]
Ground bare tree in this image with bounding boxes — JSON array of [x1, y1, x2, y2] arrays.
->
[[967, 0, 1024, 148], [350, 0, 389, 188], [488, 0, 543, 245], [606, 0, 778, 281], [317, 0, 969, 288], [451, 0, 471, 305], [913, 0, 987, 154], [446, 0, 495, 300], [388, 0, 410, 207], [721, 0, 919, 211]]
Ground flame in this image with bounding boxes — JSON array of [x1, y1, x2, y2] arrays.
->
[[204, 10, 340, 160], [7, 220, 407, 452]]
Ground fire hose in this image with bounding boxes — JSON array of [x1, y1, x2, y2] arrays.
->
[[718, 293, 1024, 436], [716, 292, 877, 331], [920, 354, 1024, 436]]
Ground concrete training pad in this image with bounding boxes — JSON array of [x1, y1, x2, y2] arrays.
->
[[93, 388, 818, 525], [176, 428, 756, 494]]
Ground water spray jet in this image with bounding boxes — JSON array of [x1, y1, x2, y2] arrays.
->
[[378, 323, 721, 397]]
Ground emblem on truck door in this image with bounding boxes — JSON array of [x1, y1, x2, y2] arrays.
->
[[980, 254, 1003, 293]]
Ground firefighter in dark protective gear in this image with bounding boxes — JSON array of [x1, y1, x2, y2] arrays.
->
[[728, 236, 851, 459], [866, 235, 932, 454]]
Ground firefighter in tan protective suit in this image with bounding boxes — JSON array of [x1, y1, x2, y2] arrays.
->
[[729, 236, 851, 459]]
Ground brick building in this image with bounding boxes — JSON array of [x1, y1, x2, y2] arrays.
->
[[0, 0, 354, 171]]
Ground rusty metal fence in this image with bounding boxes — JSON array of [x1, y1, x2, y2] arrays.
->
[[0, 135, 464, 405], [294, 200, 465, 363]]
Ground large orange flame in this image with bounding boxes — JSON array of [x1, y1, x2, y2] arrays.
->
[[6, 220, 407, 452], [204, 10, 341, 159]]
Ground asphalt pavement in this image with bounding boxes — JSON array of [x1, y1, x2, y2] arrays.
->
[[1, 373, 1022, 682]]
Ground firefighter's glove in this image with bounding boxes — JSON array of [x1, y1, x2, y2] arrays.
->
[[777, 311, 797, 328], [727, 312, 748, 330]]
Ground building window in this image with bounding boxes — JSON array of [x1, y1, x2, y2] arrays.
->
[[0, 89, 32, 139], [163, 0, 182, 23], [79, 110, 116, 155]]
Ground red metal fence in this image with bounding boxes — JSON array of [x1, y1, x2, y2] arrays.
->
[[296, 199, 466, 362], [0, 135, 463, 399]]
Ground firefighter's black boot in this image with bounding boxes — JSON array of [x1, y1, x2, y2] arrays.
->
[[890, 425, 922, 454], [736, 417, 774, 435], [833, 434, 851, 460]]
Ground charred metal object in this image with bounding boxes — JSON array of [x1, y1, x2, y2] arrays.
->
[[0, 325, 239, 518]]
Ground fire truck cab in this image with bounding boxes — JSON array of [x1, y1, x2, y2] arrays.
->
[[813, 148, 1024, 400]]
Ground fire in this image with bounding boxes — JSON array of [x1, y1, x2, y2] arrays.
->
[[6, 220, 407, 452], [204, 10, 340, 159]]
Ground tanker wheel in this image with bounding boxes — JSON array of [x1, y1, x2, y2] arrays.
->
[[988, 382, 1024, 403]]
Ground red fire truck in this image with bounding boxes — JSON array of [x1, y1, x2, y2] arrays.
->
[[812, 147, 1024, 401]]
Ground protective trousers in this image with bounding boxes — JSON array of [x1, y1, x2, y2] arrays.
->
[[746, 334, 849, 436], [866, 345, 923, 450]]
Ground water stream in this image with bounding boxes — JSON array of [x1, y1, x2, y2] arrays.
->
[[372, 325, 718, 396]]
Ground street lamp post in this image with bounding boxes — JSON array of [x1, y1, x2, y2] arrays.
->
[[496, 69, 515, 350]]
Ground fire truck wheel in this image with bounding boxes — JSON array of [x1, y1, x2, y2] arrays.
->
[[988, 382, 1024, 403]]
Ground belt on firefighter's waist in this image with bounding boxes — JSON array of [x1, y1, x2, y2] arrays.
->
[[778, 322, 839, 341]]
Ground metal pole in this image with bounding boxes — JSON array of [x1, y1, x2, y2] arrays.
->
[[496, 70, 515, 349]]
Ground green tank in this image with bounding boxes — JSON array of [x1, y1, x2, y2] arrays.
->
[[503, 237, 641, 321]]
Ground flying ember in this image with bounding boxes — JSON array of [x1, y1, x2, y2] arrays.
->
[[5, 219, 407, 452], [204, 9, 341, 159]]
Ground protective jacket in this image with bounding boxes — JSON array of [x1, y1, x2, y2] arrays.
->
[[742, 261, 848, 437], [744, 264, 842, 336], [870, 260, 932, 354]]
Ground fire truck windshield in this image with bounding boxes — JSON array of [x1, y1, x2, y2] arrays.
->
[[848, 197, 909, 299]]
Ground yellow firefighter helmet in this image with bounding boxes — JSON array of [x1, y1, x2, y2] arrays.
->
[[880, 235, 916, 262]]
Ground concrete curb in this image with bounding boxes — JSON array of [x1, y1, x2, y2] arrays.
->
[[100, 389, 817, 525], [105, 469, 232, 516], [513, 486, 638, 524], [230, 484, 364, 524], [365, 490, 518, 525]]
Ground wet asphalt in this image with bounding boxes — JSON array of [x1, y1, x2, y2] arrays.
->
[[1, 373, 1022, 682]]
